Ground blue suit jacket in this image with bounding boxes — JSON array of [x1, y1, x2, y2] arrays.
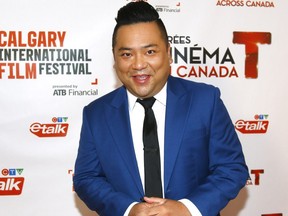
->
[[73, 76, 248, 216]]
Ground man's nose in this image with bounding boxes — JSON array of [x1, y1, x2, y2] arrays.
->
[[132, 54, 148, 70]]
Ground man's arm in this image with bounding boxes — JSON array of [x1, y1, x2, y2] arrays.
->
[[73, 107, 135, 216], [184, 87, 249, 215]]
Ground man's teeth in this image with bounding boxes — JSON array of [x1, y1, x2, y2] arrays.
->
[[138, 75, 148, 80]]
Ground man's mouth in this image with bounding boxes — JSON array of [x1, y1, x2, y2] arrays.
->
[[137, 75, 149, 80], [133, 74, 150, 83]]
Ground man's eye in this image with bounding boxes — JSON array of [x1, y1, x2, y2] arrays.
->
[[147, 50, 156, 55], [121, 53, 132, 57]]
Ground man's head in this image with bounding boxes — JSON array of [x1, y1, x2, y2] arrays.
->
[[112, 1, 172, 99], [112, 1, 169, 50]]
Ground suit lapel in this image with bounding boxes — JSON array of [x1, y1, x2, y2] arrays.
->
[[104, 87, 144, 196], [164, 77, 192, 192]]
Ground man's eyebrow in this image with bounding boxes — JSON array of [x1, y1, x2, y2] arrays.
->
[[118, 47, 132, 51], [143, 44, 158, 49], [117, 44, 158, 51]]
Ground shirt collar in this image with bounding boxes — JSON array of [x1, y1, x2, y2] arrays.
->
[[127, 83, 167, 111]]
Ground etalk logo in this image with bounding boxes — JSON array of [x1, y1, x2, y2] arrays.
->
[[0, 177, 24, 195], [30, 117, 69, 137], [235, 114, 269, 134], [1, 168, 25, 196]]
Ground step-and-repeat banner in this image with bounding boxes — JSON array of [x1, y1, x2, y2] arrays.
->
[[1, 0, 287, 215]]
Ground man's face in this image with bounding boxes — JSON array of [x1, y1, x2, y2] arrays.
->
[[113, 22, 172, 99]]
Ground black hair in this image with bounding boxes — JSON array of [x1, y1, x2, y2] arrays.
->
[[112, 1, 169, 49]]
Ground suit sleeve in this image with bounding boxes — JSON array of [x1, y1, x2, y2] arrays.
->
[[187, 87, 249, 216], [73, 106, 134, 216]]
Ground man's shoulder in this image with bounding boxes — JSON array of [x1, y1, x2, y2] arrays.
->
[[168, 76, 218, 93], [85, 86, 126, 109]]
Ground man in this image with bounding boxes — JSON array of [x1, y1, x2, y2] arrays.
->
[[73, 1, 249, 216]]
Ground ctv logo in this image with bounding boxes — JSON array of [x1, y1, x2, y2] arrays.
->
[[30, 117, 69, 137], [0, 168, 24, 196], [235, 114, 269, 134]]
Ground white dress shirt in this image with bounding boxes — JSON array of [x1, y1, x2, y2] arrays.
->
[[124, 84, 202, 216]]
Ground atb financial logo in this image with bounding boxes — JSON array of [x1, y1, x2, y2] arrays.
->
[[0, 168, 24, 196], [30, 117, 69, 137], [52, 82, 98, 97]]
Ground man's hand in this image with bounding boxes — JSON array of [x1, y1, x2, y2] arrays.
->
[[144, 197, 192, 216], [129, 197, 192, 216], [128, 201, 153, 216]]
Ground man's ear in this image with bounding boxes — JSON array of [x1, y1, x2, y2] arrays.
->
[[167, 43, 173, 64]]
